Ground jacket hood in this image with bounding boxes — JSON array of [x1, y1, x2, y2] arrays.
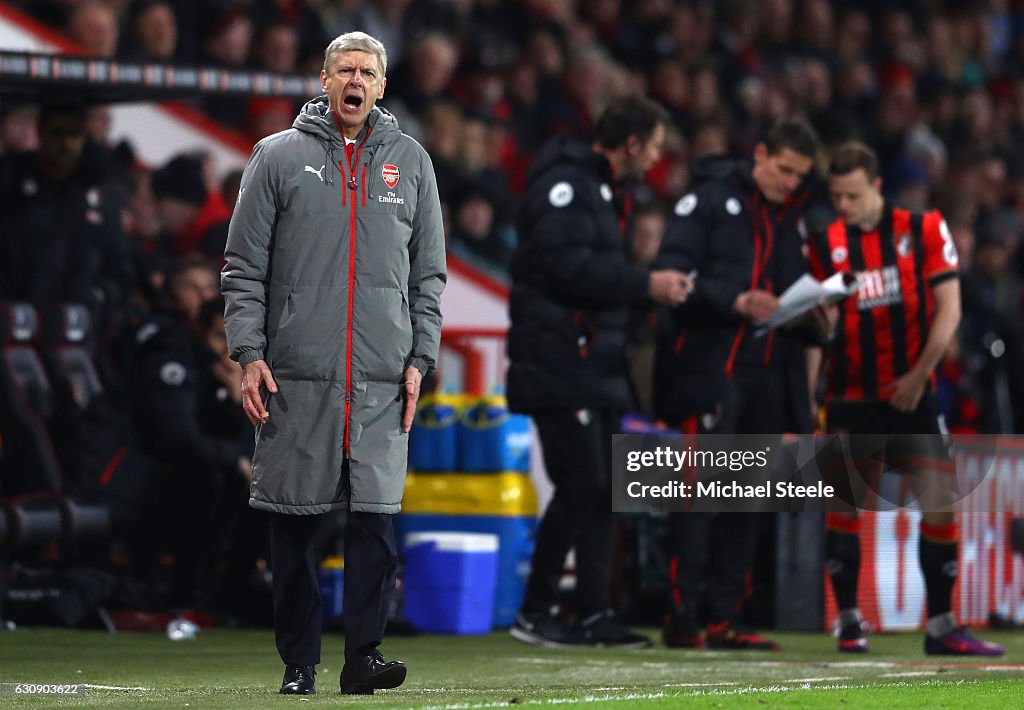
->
[[690, 154, 751, 188], [527, 136, 609, 185], [292, 95, 401, 147]]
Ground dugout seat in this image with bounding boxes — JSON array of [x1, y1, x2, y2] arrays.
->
[[0, 303, 62, 495]]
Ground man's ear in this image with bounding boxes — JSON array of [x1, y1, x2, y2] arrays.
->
[[625, 134, 642, 156]]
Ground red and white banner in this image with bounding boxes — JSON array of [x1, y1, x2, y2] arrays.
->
[[824, 438, 1024, 630]]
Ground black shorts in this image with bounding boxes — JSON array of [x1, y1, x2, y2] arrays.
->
[[824, 392, 952, 470]]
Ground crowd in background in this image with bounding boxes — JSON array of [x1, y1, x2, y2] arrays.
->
[[2, 0, 1024, 617]]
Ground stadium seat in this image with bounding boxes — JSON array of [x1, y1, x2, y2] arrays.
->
[[39, 303, 104, 412], [0, 303, 63, 495]]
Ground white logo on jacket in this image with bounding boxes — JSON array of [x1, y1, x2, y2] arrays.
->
[[304, 164, 325, 182], [726, 198, 742, 215], [160, 362, 187, 386], [675, 194, 697, 216], [600, 184, 613, 202], [548, 182, 574, 207]]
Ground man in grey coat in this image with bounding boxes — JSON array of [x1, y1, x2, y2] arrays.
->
[[222, 31, 446, 696]]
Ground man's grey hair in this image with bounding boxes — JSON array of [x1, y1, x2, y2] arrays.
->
[[323, 32, 387, 77]]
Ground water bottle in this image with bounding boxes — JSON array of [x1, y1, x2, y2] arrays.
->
[[166, 617, 199, 641]]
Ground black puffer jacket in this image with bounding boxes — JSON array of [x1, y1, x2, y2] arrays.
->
[[506, 138, 650, 412], [653, 156, 821, 429]]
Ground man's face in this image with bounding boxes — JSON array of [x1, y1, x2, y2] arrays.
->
[[829, 168, 881, 226], [38, 112, 87, 179], [752, 145, 814, 203], [172, 266, 218, 322], [622, 122, 666, 181], [321, 50, 386, 137]]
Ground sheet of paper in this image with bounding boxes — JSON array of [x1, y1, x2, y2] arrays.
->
[[754, 271, 858, 334]]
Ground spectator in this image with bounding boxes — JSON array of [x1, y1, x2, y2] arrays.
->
[[389, 32, 460, 117], [127, 258, 252, 610], [151, 152, 230, 258], [252, 21, 300, 73], [448, 191, 512, 272], [0, 103, 134, 315], [67, 0, 119, 57], [0, 104, 38, 153], [203, 168, 244, 262], [200, 6, 255, 128], [416, 101, 465, 210], [121, 0, 178, 60]]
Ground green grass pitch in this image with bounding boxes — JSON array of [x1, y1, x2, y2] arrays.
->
[[1, 627, 1021, 707]]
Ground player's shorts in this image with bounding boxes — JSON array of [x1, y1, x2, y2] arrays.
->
[[821, 393, 954, 511]]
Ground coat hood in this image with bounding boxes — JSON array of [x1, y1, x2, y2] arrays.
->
[[690, 154, 751, 189], [526, 136, 610, 186], [292, 95, 401, 147]]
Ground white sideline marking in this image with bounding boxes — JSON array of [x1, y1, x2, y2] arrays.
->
[[880, 671, 939, 678], [982, 666, 1024, 672], [415, 678, 985, 710], [82, 684, 150, 691]]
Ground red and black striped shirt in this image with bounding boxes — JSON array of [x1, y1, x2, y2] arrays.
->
[[808, 204, 959, 401]]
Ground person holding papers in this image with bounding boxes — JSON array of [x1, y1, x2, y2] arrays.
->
[[809, 141, 1003, 657], [654, 118, 826, 650]]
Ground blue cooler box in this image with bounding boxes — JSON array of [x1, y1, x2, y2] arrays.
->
[[404, 532, 499, 635], [401, 472, 538, 627], [319, 557, 344, 619]]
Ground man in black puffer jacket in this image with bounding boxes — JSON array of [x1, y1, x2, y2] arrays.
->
[[655, 117, 828, 651], [507, 96, 692, 648]]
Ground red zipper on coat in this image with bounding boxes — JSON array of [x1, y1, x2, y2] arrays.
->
[[344, 159, 357, 455], [333, 113, 372, 457]]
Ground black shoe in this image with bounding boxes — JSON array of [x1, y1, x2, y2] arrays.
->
[[663, 611, 704, 648], [837, 619, 870, 653], [279, 664, 316, 695], [509, 609, 584, 648], [580, 610, 653, 649], [340, 651, 407, 695]]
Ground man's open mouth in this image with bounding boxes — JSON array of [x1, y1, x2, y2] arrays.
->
[[344, 95, 363, 108]]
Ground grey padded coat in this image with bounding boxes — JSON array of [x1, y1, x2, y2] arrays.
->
[[222, 97, 446, 514]]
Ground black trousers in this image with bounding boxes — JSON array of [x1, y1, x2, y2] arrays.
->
[[521, 408, 618, 618], [270, 508, 397, 666], [668, 366, 790, 623]]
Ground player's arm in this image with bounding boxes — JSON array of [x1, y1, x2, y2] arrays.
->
[[887, 278, 960, 413], [806, 346, 824, 426], [887, 212, 962, 412]]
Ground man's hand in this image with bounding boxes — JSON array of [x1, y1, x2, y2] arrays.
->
[[648, 269, 694, 306], [885, 369, 929, 413], [401, 365, 423, 433], [733, 289, 779, 321], [241, 359, 278, 425], [808, 303, 839, 340]]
